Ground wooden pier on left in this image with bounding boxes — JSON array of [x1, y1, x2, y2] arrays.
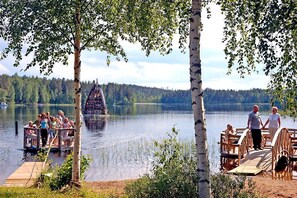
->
[[24, 127, 74, 152], [2, 162, 46, 187]]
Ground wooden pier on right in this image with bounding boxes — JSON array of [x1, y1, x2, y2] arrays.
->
[[220, 127, 297, 180]]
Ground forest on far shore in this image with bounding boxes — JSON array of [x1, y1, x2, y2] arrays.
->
[[0, 74, 274, 107]]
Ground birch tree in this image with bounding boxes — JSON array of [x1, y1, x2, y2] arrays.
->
[[219, 0, 297, 117], [0, 0, 191, 187], [190, 0, 211, 197]]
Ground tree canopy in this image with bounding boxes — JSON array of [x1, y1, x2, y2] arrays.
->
[[219, 0, 297, 117], [0, 0, 191, 185], [0, 0, 189, 72]]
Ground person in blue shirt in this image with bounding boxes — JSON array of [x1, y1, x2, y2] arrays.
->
[[40, 113, 49, 147]]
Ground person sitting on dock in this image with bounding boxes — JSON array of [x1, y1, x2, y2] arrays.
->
[[28, 121, 35, 129], [224, 124, 237, 143], [25, 121, 37, 147]]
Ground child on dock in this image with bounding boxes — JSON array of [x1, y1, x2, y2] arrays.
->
[[61, 117, 73, 148], [48, 116, 57, 145]]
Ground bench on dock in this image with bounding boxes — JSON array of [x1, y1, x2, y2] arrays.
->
[[220, 128, 250, 165]]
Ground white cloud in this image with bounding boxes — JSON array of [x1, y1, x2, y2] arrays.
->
[[203, 72, 270, 90], [0, 63, 11, 74]]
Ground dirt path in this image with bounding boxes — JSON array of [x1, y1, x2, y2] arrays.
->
[[85, 180, 134, 196], [252, 176, 297, 198], [86, 176, 297, 198]]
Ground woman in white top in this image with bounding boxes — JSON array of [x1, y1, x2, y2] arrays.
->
[[263, 106, 281, 141]]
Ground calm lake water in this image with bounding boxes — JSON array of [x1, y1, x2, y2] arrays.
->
[[0, 103, 296, 184]]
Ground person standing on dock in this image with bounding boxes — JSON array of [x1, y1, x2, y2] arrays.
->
[[247, 105, 264, 150], [40, 113, 49, 147], [262, 106, 281, 141]]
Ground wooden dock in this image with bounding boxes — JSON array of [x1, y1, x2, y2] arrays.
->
[[2, 162, 46, 187], [228, 149, 272, 175]]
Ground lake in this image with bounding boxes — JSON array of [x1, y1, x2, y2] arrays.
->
[[0, 103, 296, 184]]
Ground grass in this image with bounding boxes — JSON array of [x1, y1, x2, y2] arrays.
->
[[0, 182, 129, 198]]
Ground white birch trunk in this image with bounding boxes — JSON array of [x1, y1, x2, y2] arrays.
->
[[189, 0, 211, 197], [72, 2, 82, 186]]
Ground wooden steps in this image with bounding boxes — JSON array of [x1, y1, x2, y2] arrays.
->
[[228, 149, 272, 175], [2, 162, 46, 187]]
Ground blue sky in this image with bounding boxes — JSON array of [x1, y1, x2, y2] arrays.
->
[[0, 4, 269, 90]]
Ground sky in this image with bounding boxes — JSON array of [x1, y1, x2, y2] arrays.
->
[[0, 4, 270, 91]]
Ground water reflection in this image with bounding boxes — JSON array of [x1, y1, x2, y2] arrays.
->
[[84, 116, 107, 132], [220, 157, 239, 172]]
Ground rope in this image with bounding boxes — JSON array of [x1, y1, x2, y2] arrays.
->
[[25, 162, 37, 187], [43, 130, 59, 167], [24, 130, 59, 187]]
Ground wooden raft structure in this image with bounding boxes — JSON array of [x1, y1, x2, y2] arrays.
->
[[2, 162, 46, 187], [220, 127, 297, 179], [83, 81, 108, 115], [24, 127, 75, 152]]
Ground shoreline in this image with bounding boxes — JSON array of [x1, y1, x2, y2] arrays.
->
[[84, 174, 297, 197]]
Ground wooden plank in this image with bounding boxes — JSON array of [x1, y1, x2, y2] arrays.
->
[[3, 162, 45, 187], [228, 165, 262, 175], [228, 149, 272, 175]]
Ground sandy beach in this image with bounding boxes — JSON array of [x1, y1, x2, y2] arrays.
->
[[86, 175, 297, 197]]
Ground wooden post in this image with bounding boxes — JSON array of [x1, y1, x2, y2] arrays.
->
[[58, 129, 61, 151], [15, 121, 18, 135], [23, 127, 26, 149], [37, 129, 40, 150]]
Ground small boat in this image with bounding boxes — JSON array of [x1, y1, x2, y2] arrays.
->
[[0, 102, 8, 106]]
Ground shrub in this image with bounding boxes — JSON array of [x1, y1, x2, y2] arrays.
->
[[35, 148, 48, 162], [125, 127, 260, 198], [211, 173, 259, 198], [47, 153, 91, 190], [125, 127, 198, 198]]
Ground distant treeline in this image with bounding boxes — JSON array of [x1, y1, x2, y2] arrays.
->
[[0, 74, 273, 106]]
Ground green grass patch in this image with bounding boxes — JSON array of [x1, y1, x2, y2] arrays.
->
[[0, 186, 98, 198]]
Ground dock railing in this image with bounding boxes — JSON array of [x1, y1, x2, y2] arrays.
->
[[220, 128, 250, 165], [271, 128, 293, 180], [24, 127, 74, 152], [236, 128, 250, 164], [288, 128, 297, 162]]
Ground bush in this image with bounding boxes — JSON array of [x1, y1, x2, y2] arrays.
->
[[125, 127, 198, 198], [125, 127, 260, 198], [46, 153, 91, 190], [211, 173, 259, 198]]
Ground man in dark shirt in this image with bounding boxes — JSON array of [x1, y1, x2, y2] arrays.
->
[[247, 105, 263, 150]]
